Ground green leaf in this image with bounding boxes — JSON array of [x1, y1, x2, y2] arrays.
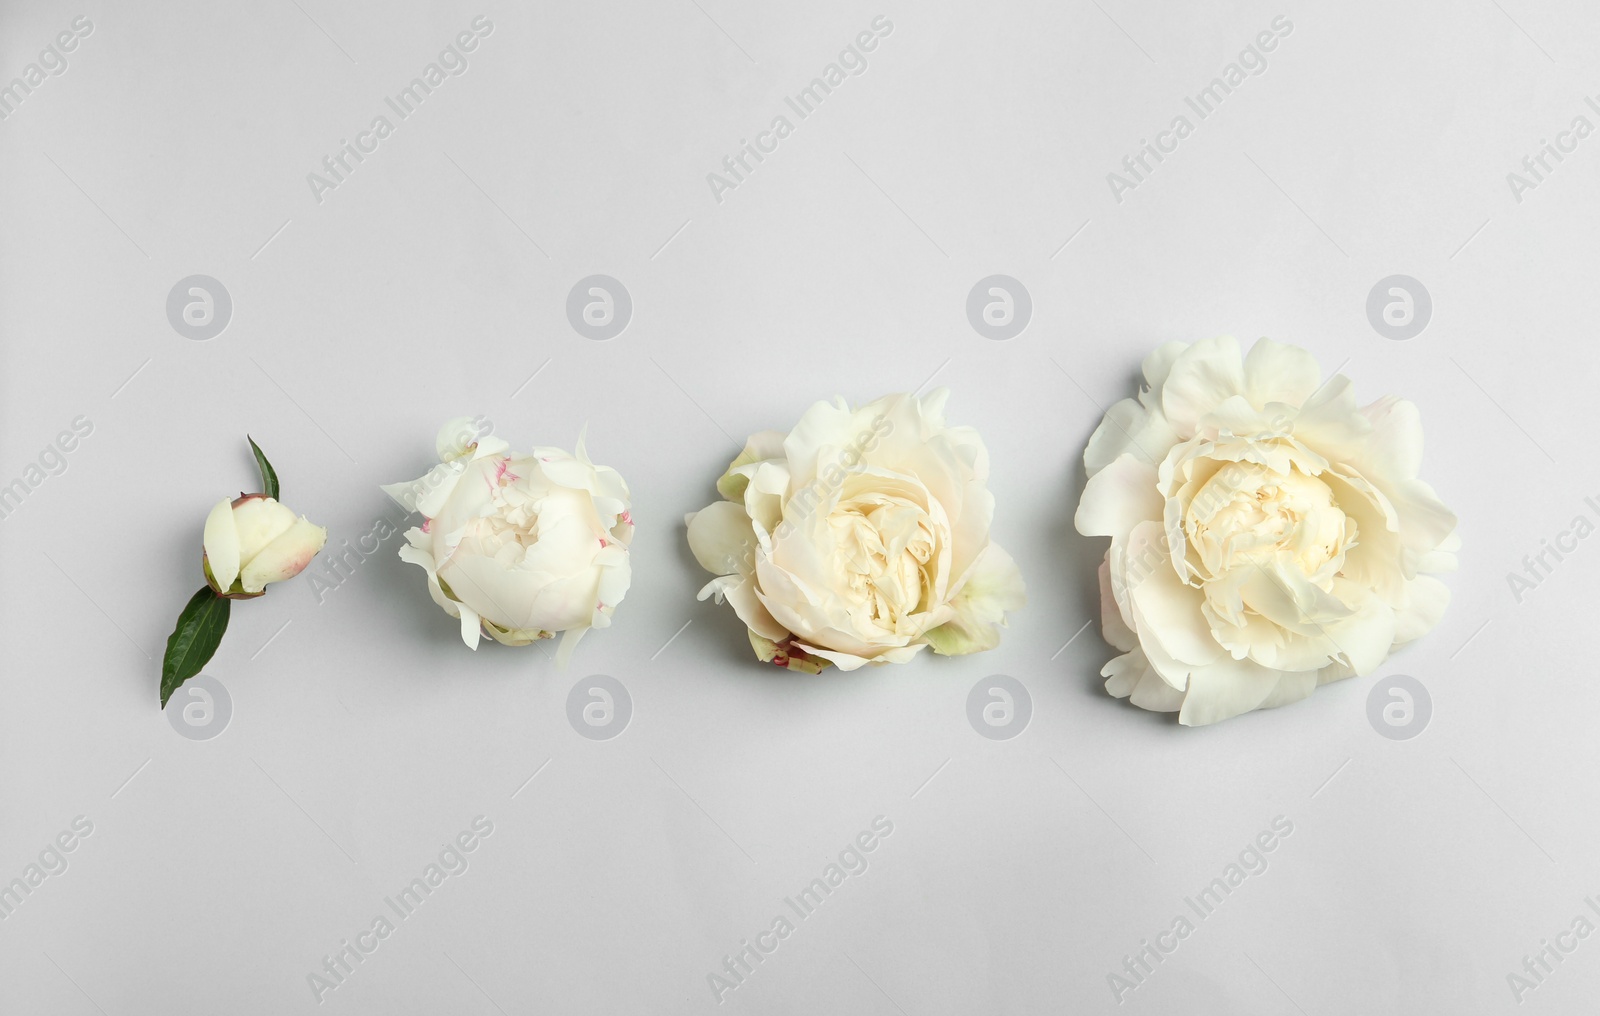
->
[[161, 586, 231, 708], [248, 435, 280, 499]]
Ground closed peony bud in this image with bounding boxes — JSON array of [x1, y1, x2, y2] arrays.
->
[[202, 494, 328, 597]]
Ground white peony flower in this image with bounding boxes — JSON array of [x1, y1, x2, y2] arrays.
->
[[686, 390, 1025, 672], [203, 495, 327, 597], [1075, 337, 1458, 725], [382, 418, 633, 664]]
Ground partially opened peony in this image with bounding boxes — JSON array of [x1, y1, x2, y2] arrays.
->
[[203, 495, 326, 597], [686, 390, 1025, 671], [382, 418, 633, 664], [161, 437, 326, 707], [1075, 337, 1458, 725]]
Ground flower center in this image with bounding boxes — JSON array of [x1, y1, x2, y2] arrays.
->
[[1185, 462, 1350, 585], [827, 496, 936, 625]]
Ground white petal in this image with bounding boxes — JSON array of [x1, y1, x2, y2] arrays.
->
[[1293, 375, 1371, 464], [686, 501, 757, 577], [1243, 337, 1322, 410], [424, 572, 461, 618], [1417, 530, 1460, 573], [593, 547, 632, 617], [1075, 453, 1162, 541], [418, 461, 473, 519], [397, 533, 437, 577], [716, 429, 788, 501], [1160, 336, 1246, 436], [797, 646, 872, 670], [698, 574, 790, 642], [800, 641, 924, 670], [1321, 593, 1396, 676], [554, 627, 586, 668], [780, 396, 857, 490], [1401, 572, 1452, 643], [435, 417, 482, 461], [1130, 667, 1187, 711], [1384, 478, 1459, 577], [202, 498, 240, 591], [1357, 396, 1424, 479], [1177, 655, 1286, 726], [1124, 521, 1224, 670], [239, 518, 327, 593], [458, 602, 482, 649], [231, 497, 297, 563], [1103, 648, 1184, 712], [1098, 556, 1137, 652], [924, 541, 1026, 656], [1253, 670, 1319, 711], [1141, 341, 1190, 395]]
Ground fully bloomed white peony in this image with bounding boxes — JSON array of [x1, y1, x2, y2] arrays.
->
[[1075, 337, 1458, 725], [382, 418, 633, 664], [686, 390, 1025, 672]]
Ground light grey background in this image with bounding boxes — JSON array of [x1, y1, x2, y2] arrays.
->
[[1, 0, 1595, 1012]]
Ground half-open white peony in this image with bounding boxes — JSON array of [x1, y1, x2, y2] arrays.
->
[[382, 418, 633, 664], [686, 390, 1025, 672], [203, 495, 327, 597], [1075, 337, 1458, 725]]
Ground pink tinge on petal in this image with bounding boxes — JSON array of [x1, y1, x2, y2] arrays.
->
[[620, 510, 634, 526], [493, 458, 520, 484], [421, 518, 432, 534]]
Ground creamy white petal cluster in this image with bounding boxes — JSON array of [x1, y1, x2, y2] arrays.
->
[[686, 390, 1025, 671], [203, 495, 326, 597], [1075, 337, 1458, 725], [382, 418, 632, 664]]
